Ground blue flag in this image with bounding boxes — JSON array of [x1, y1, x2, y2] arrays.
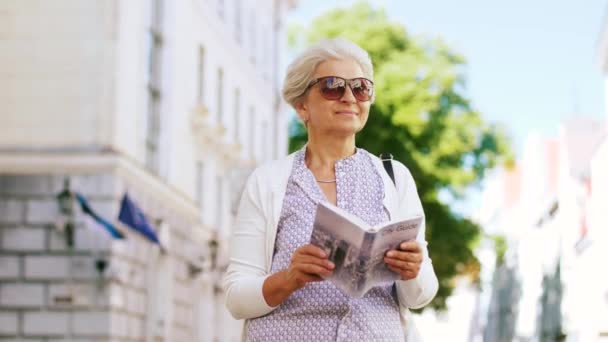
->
[[118, 193, 161, 245], [75, 193, 125, 239]]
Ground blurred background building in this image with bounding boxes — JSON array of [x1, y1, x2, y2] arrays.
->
[[420, 10, 608, 341], [0, 0, 295, 340], [471, 117, 607, 342]]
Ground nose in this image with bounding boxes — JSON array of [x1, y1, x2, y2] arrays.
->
[[340, 85, 357, 103]]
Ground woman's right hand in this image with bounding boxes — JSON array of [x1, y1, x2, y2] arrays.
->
[[263, 244, 334, 307], [283, 244, 335, 291]]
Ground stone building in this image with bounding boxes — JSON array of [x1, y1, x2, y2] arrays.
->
[[0, 0, 296, 340]]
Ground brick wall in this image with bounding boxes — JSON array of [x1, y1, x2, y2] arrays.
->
[[0, 173, 213, 341]]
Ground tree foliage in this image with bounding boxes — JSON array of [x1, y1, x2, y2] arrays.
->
[[288, 2, 513, 311]]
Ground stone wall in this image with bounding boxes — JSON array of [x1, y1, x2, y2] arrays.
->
[[0, 172, 218, 341]]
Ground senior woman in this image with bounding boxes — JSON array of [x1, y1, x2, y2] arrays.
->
[[223, 38, 438, 341]]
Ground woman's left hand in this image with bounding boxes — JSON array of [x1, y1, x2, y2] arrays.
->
[[383, 241, 423, 281]]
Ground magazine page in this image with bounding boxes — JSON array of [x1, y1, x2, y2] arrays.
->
[[366, 216, 423, 285], [310, 202, 369, 297]]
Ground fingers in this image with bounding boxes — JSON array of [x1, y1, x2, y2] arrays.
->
[[383, 257, 421, 273], [292, 254, 334, 276], [387, 264, 417, 280], [399, 241, 421, 253], [293, 263, 333, 277], [385, 249, 422, 263], [292, 245, 334, 271], [287, 244, 335, 289], [285, 267, 325, 289], [295, 255, 334, 270], [286, 258, 332, 289], [384, 242, 423, 280], [295, 244, 328, 259]]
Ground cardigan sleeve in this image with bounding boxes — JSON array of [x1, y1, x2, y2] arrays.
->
[[222, 168, 278, 319], [392, 161, 439, 309]]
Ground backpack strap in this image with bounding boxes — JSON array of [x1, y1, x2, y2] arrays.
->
[[379, 152, 395, 185]]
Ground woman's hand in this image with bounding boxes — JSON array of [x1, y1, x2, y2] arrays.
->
[[284, 244, 334, 290], [383, 241, 423, 281], [263, 244, 334, 307]]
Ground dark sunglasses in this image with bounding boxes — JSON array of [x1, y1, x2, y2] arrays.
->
[[307, 76, 374, 102]]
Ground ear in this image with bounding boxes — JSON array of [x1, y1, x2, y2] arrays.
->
[[295, 100, 309, 123]]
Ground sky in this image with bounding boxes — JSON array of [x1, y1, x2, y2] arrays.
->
[[287, 0, 607, 156]]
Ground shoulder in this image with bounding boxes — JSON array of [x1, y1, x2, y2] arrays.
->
[[360, 149, 383, 168], [244, 152, 296, 191], [391, 159, 414, 182], [361, 149, 413, 177], [361, 149, 415, 192]]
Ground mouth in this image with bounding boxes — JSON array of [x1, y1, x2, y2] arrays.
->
[[335, 110, 358, 116]]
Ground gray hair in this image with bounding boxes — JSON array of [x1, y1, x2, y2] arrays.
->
[[282, 37, 374, 109]]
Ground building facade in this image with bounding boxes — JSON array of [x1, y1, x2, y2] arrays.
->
[[473, 117, 607, 342], [0, 0, 295, 340], [584, 16, 608, 340]]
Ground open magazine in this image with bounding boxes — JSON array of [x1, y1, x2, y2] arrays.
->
[[310, 201, 422, 298]]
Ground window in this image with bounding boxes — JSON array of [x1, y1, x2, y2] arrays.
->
[[234, 88, 240, 142], [145, 0, 164, 174], [272, 116, 278, 159], [217, 0, 224, 19], [198, 46, 205, 104], [249, 106, 256, 159], [217, 68, 224, 125], [249, 10, 256, 64], [234, 0, 242, 43], [261, 25, 268, 77], [195, 161, 204, 204], [194, 276, 214, 341], [145, 95, 161, 173], [216, 175, 223, 228], [145, 222, 172, 340], [262, 120, 268, 161], [150, 0, 163, 32]]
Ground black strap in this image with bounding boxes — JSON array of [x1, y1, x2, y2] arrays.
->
[[380, 153, 395, 185]]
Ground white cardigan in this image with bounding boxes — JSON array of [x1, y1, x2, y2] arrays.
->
[[223, 151, 439, 341]]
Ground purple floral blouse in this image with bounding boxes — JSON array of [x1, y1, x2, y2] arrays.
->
[[245, 147, 403, 342]]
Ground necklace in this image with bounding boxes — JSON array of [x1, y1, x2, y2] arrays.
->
[[316, 178, 336, 183]]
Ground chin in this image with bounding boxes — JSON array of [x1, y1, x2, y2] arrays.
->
[[328, 123, 362, 137]]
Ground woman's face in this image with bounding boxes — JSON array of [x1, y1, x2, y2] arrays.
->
[[296, 58, 372, 138]]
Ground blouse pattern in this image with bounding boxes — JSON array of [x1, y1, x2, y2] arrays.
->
[[246, 147, 403, 342]]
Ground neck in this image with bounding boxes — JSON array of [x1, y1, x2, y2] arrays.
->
[[305, 132, 356, 175]]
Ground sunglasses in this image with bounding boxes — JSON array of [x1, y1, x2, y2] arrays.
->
[[307, 76, 374, 102]]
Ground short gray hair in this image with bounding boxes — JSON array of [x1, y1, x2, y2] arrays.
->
[[282, 37, 374, 109]]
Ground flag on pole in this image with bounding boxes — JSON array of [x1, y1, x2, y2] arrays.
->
[[75, 192, 125, 239], [118, 193, 161, 245]]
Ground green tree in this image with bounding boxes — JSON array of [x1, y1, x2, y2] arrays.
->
[[289, 2, 512, 311]]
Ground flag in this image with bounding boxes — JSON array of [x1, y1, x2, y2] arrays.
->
[[118, 193, 161, 245], [75, 192, 125, 239]]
